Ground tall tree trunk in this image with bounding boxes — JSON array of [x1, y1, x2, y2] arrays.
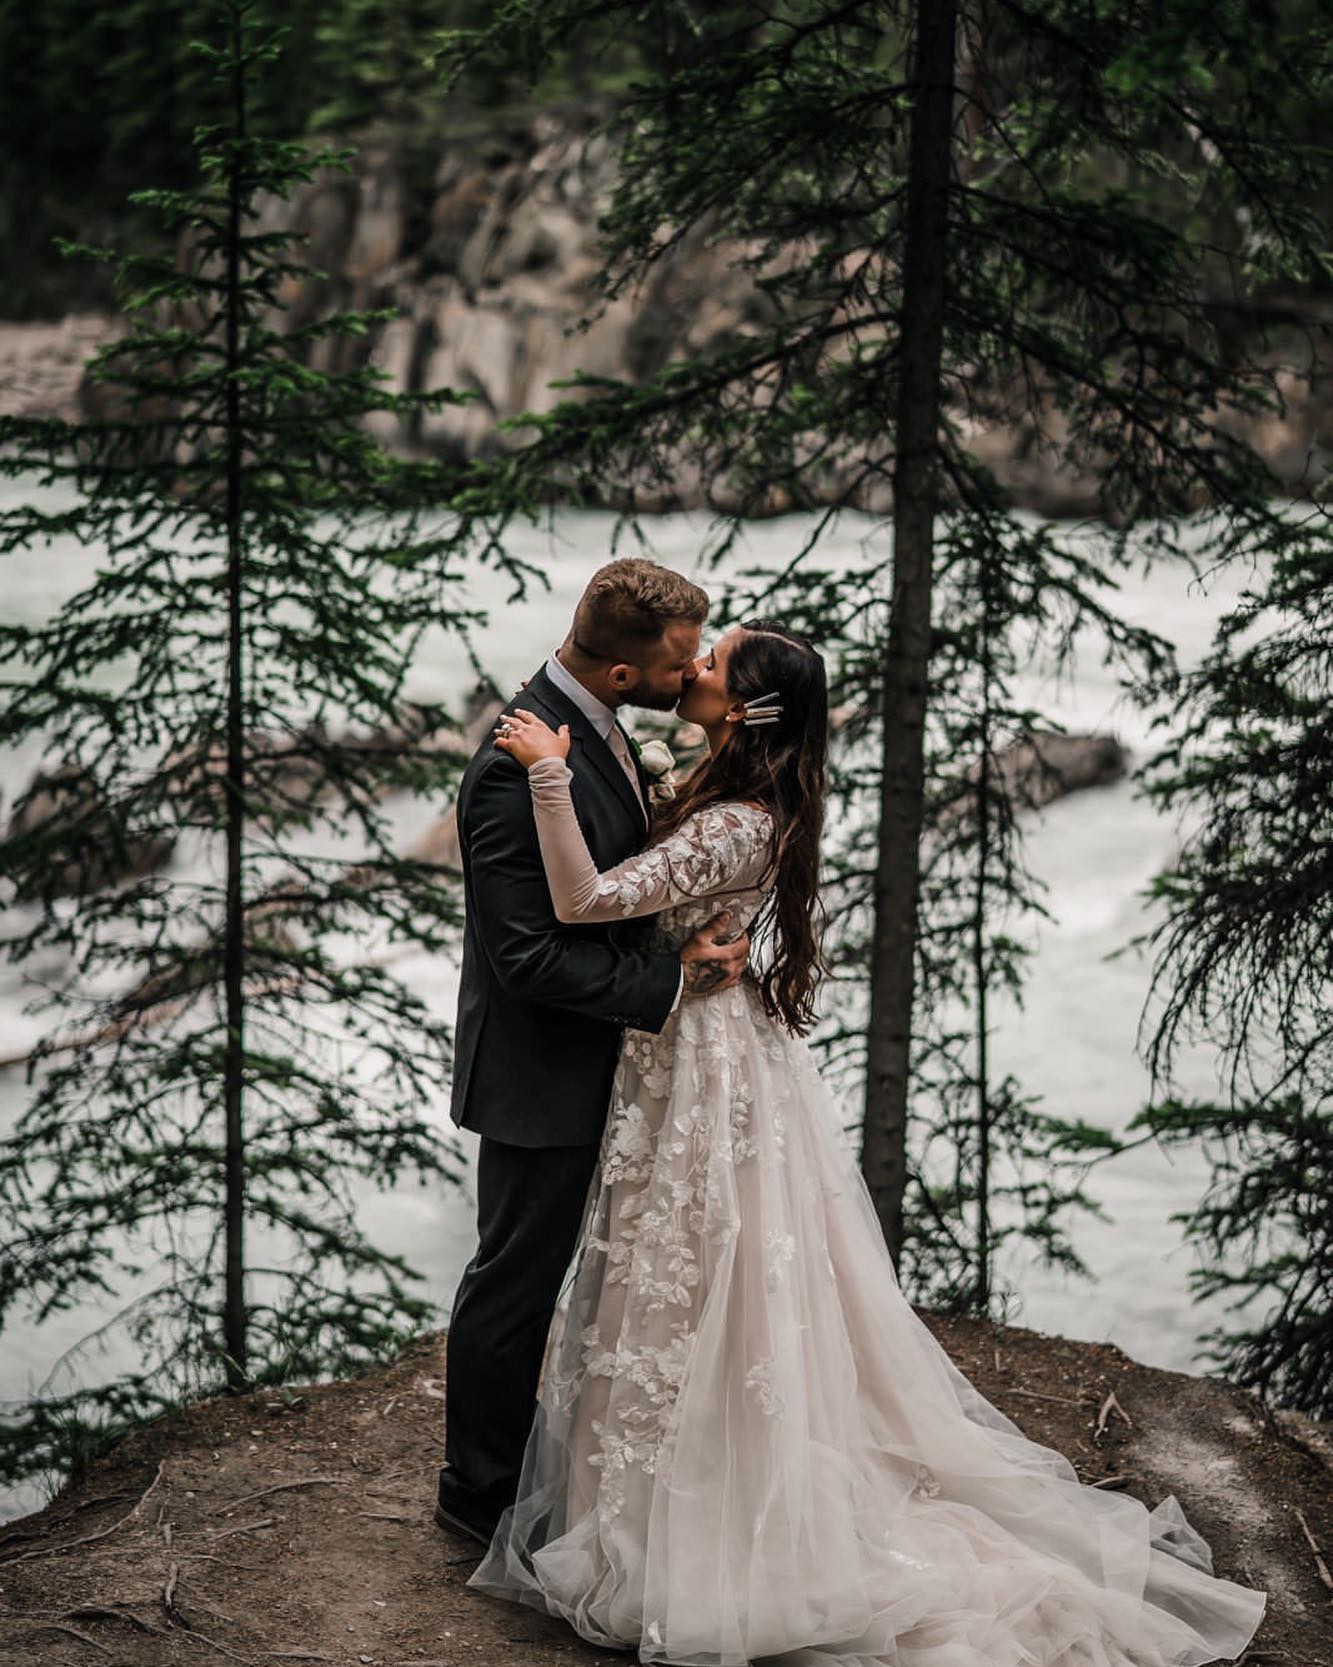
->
[[222, 1, 249, 1389], [860, 0, 958, 1263], [972, 548, 993, 1309]]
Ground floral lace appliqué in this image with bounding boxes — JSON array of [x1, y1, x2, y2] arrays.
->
[[535, 798, 788, 1527], [598, 801, 774, 918], [745, 1356, 785, 1418]]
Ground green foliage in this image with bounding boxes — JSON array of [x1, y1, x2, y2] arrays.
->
[[0, 0, 513, 1488], [1125, 529, 1333, 1414], [1123, 1094, 1331, 1417], [0, 0, 311, 311], [0, 0, 653, 314]]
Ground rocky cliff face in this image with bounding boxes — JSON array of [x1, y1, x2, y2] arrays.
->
[[272, 116, 784, 504], [4, 113, 1327, 516]]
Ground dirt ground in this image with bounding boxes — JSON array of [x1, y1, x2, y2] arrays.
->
[[1, 1314, 1329, 1667]]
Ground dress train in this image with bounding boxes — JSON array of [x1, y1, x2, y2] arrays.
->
[[468, 976, 1266, 1666]]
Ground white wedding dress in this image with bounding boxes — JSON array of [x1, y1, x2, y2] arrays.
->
[[467, 759, 1267, 1667]]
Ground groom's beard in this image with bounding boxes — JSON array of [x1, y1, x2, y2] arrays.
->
[[629, 688, 685, 713]]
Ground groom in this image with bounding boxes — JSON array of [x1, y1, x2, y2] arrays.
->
[[436, 556, 749, 1546]]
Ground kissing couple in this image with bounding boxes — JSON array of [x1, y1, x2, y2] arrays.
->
[[434, 558, 1265, 1667]]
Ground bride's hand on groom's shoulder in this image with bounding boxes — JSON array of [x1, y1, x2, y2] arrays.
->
[[492, 707, 571, 769], [680, 911, 750, 996]]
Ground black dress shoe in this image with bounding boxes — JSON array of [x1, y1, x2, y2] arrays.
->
[[435, 1462, 515, 1547], [433, 1497, 499, 1547]]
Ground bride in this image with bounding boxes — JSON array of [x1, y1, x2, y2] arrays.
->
[[477, 617, 1266, 1667]]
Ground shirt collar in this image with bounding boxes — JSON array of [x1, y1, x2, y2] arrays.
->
[[544, 650, 617, 740]]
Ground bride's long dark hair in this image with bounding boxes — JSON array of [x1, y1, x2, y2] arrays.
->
[[654, 618, 828, 1035]]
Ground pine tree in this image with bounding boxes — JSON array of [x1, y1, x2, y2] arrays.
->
[[1124, 538, 1333, 1415], [0, 0, 510, 1491], [432, 0, 1331, 1336]]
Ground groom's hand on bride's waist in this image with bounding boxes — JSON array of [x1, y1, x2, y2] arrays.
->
[[679, 911, 749, 995]]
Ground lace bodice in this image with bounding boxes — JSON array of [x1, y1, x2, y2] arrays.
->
[[526, 756, 775, 953]]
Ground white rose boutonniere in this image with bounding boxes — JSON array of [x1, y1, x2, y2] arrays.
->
[[633, 736, 678, 804]]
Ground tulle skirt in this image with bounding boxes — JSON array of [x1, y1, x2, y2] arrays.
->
[[467, 979, 1267, 1666]]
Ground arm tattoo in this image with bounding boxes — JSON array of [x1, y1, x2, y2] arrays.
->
[[683, 958, 730, 995]]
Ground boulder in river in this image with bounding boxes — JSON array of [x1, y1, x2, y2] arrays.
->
[[932, 730, 1128, 835]]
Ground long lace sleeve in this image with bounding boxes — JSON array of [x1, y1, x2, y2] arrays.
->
[[526, 755, 775, 924]]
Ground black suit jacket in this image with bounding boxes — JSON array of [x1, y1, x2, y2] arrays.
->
[[448, 664, 682, 1148]]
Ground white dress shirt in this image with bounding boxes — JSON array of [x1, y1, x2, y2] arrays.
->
[[544, 650, 618, 741], [543, 652, 683, 1014], [545, 653, 645, 815]]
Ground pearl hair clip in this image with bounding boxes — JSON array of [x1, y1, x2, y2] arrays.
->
[[738, 691, 783, 726]]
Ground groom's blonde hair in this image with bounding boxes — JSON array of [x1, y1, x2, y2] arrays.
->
[[570, 558, 709, 665]]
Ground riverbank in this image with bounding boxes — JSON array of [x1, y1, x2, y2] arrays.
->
[[1, 1314, 1329, 1667]]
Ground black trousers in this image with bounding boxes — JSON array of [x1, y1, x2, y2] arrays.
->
[[441, 1135, 601, 1508]]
